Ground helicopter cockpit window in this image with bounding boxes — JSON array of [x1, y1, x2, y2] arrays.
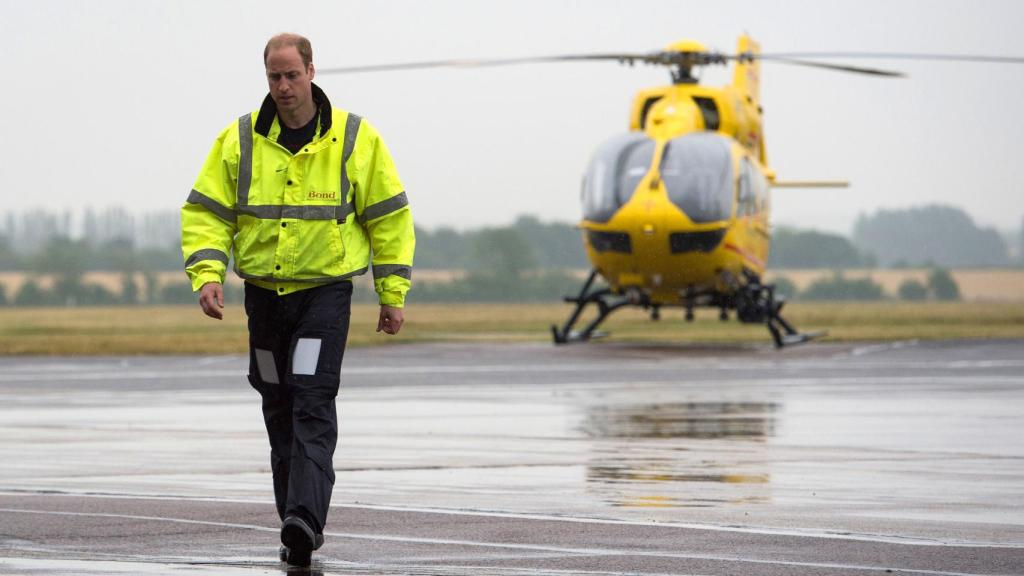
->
[[581, 132, 655, 223], [739, 157, 770, 217], [753, 163, 770, 215], [738, 158, 754, 217], [660, 133, 734, 223]]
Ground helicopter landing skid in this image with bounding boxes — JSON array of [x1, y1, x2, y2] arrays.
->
[[552, 270, 827, 348], [736, 277, 827, 348], [551, 270, 632, 344], [766, 310, 828, 348]]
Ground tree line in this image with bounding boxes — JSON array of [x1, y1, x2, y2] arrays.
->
[[0, 205, 1015, 306], [772, 268, 961, 302], [770, 205, 1018, 269]]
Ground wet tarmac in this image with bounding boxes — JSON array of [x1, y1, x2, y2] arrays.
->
[[1, 339, 1023, 575]]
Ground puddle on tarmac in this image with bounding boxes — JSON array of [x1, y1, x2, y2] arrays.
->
[[579, 401, 779, 440], [580, 401, 777, 509], [588, 465, 770, 485]]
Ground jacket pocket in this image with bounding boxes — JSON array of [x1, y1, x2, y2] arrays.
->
[[232, 219, 257, 272], [332, 221, 346, 265]]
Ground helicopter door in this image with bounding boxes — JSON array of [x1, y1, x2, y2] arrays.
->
[[659, 133, 734, 223], [581, 132, 656, 223]]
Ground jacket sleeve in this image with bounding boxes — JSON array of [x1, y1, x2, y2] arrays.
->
[[352, 120, 415, 308], [181, 122, 239, 291]]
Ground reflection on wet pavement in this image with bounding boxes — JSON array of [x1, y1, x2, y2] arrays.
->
[[581, 402, 776, 509], [589, 465, 770, 486], [580, 402, 778, 440], [1, 339, 1024, 573]]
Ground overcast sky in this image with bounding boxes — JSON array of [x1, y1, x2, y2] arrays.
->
[[3, 0, 1023, 235]]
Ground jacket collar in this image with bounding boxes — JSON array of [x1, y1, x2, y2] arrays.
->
[[254, 82, 333, 138]]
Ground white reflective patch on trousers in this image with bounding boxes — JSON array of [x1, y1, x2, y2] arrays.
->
[[254, 349, 280, 384], [292, 338, 322, 375]]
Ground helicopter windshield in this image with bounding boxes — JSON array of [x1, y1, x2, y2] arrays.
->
[[660, 133, 734, 223], [581, 132, 655, 223]]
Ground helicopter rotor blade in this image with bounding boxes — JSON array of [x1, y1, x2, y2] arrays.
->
[[317, 53, 656, 74], [753, 57, 905, 77], [317, 49, 1024, 77], [756, 52, 1024, 65], [747, 52, 1024, 77]]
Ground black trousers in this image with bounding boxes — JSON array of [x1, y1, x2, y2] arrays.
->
[[244, 281, 352, 535]]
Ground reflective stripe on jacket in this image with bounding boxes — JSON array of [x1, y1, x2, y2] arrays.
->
[[181, 85, 415, 306]]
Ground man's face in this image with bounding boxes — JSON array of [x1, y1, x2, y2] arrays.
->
[[265, 46, 315, 115]]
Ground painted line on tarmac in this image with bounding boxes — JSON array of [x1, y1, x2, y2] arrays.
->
[[327, 502, 988, 548], [0, 508, 993, 576], [0, 558, 699, 576], [0, 507, 277, 532], [849, 340, 919, 357], [2, 491, 1021, 550]]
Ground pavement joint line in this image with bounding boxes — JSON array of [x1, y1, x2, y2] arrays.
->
[[2, 493, 1021, 550], [3, 357, 1024, 383], [1, 373, 1022, 394], [0, 508, 995, 576]]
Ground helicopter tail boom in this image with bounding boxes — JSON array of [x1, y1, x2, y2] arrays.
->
[[771, 180, 850, 188]]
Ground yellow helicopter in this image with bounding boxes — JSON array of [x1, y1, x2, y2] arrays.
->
[[558, 35, 824, 347], [321, 37, 1024, 347]]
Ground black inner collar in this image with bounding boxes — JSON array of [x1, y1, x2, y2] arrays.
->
[[254, 82, 333, 138], [277, 114, 319, 155]]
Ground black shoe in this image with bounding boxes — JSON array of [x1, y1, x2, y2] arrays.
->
[[279, 534, 323, 562], [281, 515, 315, 567]]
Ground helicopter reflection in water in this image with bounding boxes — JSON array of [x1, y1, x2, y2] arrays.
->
[[579, 401, 777, 508]]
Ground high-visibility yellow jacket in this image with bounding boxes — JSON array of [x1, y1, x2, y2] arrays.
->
[[181, 85, 414, 306]]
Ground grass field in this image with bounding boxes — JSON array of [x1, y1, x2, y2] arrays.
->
[[3, 268, 1024, 302], [765, 269, 1024, 301], [1, 301, 1023, 355]]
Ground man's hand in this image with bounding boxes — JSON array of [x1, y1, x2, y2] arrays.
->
[[377, 305, 404, 335], [199, 282, 225, 320]]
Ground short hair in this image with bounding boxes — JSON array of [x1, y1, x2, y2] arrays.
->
[[264, 33, 313, 68]]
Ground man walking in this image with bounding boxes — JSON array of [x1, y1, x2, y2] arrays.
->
[[181, 33, 414, 567]]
